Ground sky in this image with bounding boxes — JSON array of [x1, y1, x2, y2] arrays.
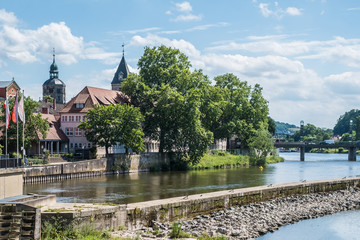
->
[[0, 0, 360, 129]]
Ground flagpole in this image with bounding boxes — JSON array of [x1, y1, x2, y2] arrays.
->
[[16, 91, 19, 167], [5, 89, 7, 157], [22, 90, 25, 165]]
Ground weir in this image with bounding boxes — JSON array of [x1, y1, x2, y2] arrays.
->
[[38, 177, 360, 231]]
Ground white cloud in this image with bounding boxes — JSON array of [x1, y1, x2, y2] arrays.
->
[[0, 9, 18, 26], [129, 33, 360, 127], [347, 8, 360, 11], [258, 2, 303, 18], [259, 3, 272, 17], [131, 34, 200, 57], [206, 36, 360, 69], [124, 27, 161, 35], [186, 22, 229, 31], [169, 1, 201, 22], [176, 2, 192, 12], [0, 9, 118, 67], [172, 14, 202, 22], [286, 7, 302, 16]]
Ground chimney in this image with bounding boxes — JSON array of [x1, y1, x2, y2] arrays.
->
[[45, 98, 48, 103], [53, 98, 56, 110]]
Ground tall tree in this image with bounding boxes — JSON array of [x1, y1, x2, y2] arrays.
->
[[78, 104, 145, 156], [122, 45, 213, 164], [213, 73, 269, 148], [333, 109, 360, 136]]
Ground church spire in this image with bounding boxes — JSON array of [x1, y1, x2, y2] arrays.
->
[[50, 48, 59, 79], [111, 44, 130, 90]]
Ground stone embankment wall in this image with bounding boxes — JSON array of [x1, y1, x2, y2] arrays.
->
[[23, 153, 171, 183], [39, 177, 360, 236], [125, 177, 360, 229]]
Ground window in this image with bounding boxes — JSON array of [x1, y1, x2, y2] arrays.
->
[[75, 143, 78, 148], [75, 103, 85, 109], [79, 143, 82, 148], [62, 116, 67, 122], [76, 116, 81, 122], [70, 143, 73, 148], [69, 116, 74, 122], [75, 128, 82, 136], [65, 127, 74, 136], [88, 143, 91, 148]]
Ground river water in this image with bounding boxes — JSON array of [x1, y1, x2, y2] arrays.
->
[[24, 152, 360, 238], [24, 152, 360, 203]]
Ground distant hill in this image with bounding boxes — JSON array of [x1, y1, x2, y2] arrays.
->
[[275, 121, 299, 135]]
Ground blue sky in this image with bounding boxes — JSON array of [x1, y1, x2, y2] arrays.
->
[[1, 0, 360, 129]]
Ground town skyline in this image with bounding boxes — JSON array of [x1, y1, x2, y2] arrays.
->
[[0, 0, 360, 128]]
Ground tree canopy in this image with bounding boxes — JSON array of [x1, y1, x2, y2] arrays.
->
[[122, 45, 270, 164], [291, 123, 332, 142], [122, 46, 214, 164], [333, 109, 360, 136], [78, 104, 145, 156]]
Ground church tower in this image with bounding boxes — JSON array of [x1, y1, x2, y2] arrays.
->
[[111, 44, 130, 91], [43, 50, 66, 104]]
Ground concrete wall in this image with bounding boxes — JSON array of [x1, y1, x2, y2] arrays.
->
[[41, 177, 360, 231], [0, 169, 23, 199], [23, 153, 171, 183], [125, 177, 360, 229]]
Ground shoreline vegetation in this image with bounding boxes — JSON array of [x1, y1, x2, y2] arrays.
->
[[190, 151, 284, 170]]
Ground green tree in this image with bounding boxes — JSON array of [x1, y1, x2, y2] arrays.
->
[[122, 45, 213, 164], [333, 109, 360, 136], [248, 126, 274, 166], [78, 104, 145, 156], [268, 116, 276, 136], [113, 104, 145, 153], [356, 116, 360, 141], [292, 123, 332, 142], [213, 73, 269, 148], [1, 96, 49, 152]]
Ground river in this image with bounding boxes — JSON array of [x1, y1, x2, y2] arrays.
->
[[24, 152, 360, 204], [24, 152, 360, 238]]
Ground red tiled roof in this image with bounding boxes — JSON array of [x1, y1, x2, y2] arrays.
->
[[59, 86, 130, 114], [39, 114, 68, 141]]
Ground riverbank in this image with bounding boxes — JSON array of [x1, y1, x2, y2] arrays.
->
[[113, 187, 360, 239], [190, 153, 283, 170]]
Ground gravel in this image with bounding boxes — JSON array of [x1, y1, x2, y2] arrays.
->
[[112, 188, 360, 239]]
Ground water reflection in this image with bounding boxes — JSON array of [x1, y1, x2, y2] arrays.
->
[[24, 152, 360, 204]]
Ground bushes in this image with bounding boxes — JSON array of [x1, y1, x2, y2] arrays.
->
[[42, 217, 115, 240], [169, 222, 190, 238]]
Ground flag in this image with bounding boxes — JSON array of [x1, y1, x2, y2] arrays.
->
[[5, 98, 10, 129], [18, 94, 25, 122], [12, 93, 18, 123]]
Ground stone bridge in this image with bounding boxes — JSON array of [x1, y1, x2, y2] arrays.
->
[[274, 142, 359, 161]]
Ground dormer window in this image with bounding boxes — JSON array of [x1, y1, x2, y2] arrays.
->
[[75, 103, 84, 109]]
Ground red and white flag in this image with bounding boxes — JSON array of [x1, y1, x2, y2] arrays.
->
[[5, 98, 10, 129], [12, 93, 18, 123], [18, 94, 25, 123]]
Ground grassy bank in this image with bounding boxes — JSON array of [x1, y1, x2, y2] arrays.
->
[[190, 151, 284, 170], [42, 220, 133, 240]]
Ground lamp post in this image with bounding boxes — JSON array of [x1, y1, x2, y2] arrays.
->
[[350, 119, 353, 141], [300, 120, 304, 142]]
